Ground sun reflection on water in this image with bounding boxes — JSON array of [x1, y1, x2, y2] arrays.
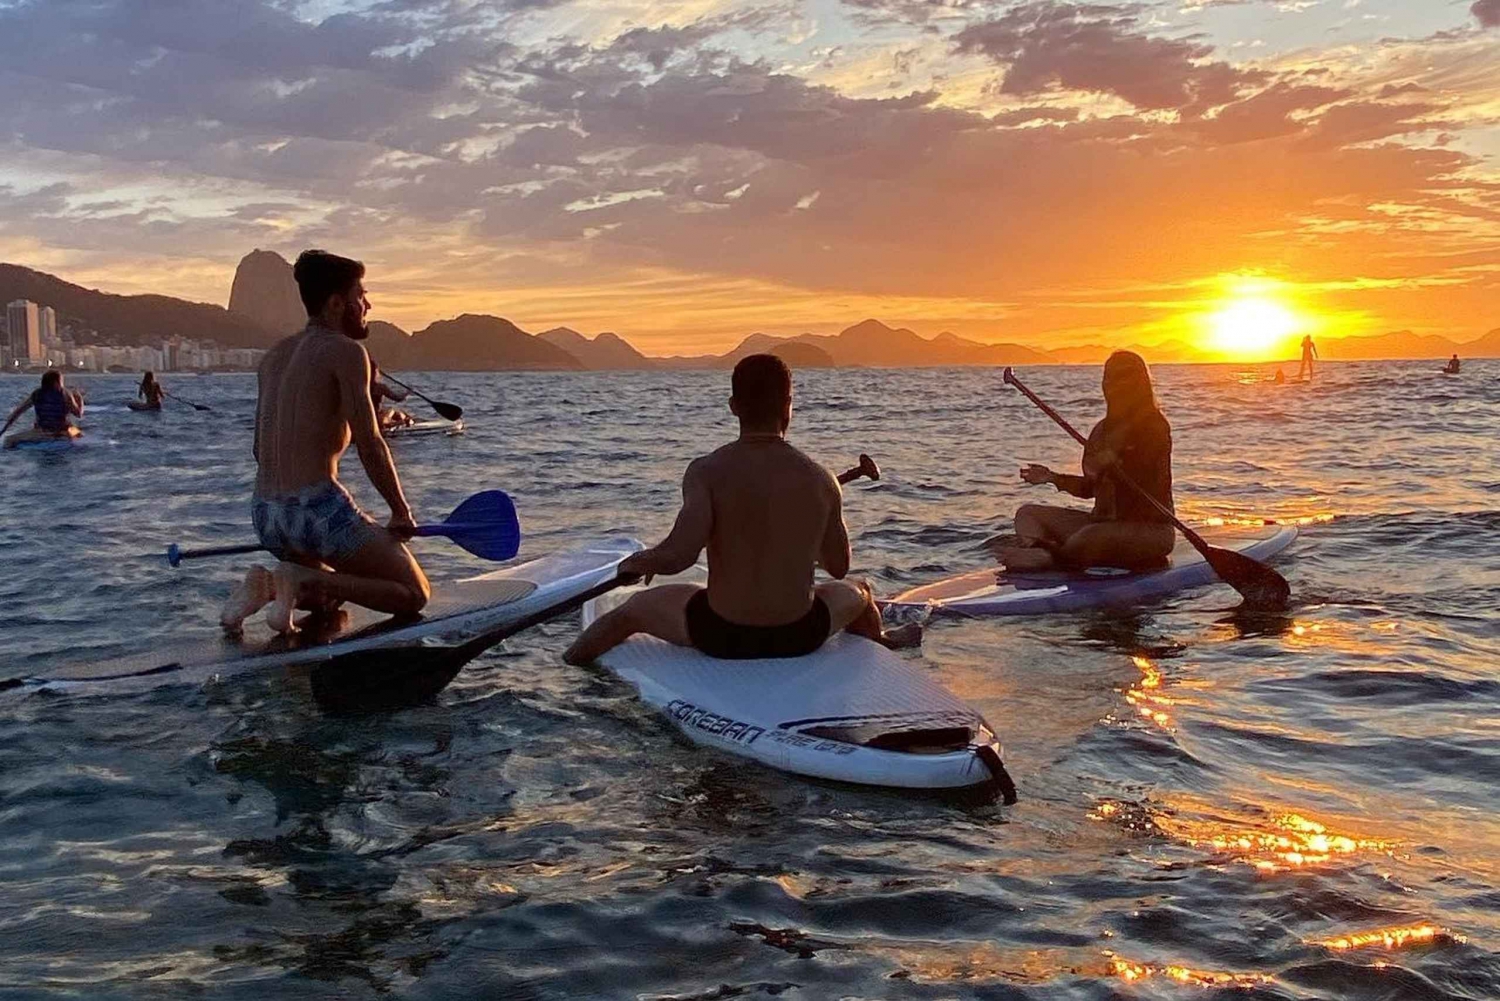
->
[[1089, 795, 1398, 872], [1107, 955, 1271, 987], [1312, 924, 1465, 952]]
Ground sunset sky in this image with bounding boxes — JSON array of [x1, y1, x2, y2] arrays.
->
[[1, 0, 1498, 357]]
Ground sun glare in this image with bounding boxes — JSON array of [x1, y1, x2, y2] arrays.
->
[[1206, 296, 1302, 360]]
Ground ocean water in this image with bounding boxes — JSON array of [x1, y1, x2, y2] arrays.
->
[[1, 361, 1496, 999]]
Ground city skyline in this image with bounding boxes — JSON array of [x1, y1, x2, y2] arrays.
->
[[0, 1, 1498, 358]]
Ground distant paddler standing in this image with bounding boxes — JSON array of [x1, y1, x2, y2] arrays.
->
[[1298, 334, 1317, 380], [220, 249, 430, 634], [2, 370, 85, 448], [132, 371, 166, 411]]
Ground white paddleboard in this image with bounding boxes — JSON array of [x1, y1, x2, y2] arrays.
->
[[7, 537, 641, 694], [386, 418, 464, 438], [583, 589, 1014, 799], [885, 524, 1298, 617]]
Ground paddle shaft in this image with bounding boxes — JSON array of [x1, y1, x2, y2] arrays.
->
[[1001, 368, 1207, 546], [381, 374, 462, 421], [167, 519, 481, 564], [163, 390, 210, 411]]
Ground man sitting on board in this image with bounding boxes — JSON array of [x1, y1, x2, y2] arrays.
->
[[220, 249, 430, 635], [564, 354, 918, 666], [370, 362, 414, 431]]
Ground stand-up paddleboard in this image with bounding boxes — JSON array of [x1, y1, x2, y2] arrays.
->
[[4, 537, 641, 696], [887, 524, 1297, 617], [4, 426, 82, 451], [386, 418, 464, 439], [582, 589, 1015, 801], [127, 400, 161, 412]]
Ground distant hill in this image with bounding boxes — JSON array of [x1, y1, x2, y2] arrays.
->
[[769, 341, 835, 368], [715, 319, 1054, 368], [1317, 329, 1465, 361], [0, 262, 275, 348], [228, 249, 305, 336], [1463, 327, 1500, 356], [539, 327, 655, 369], [391, 314, 583, 371]]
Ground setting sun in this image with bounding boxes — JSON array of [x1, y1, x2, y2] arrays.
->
[[1206, 296, 1302, 360]]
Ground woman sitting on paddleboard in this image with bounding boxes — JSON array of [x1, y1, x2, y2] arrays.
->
[[992, 350, 1174, 572], [136, 371, 165, 410], [1, 370, 85, 444]]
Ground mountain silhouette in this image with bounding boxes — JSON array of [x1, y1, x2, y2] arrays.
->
[[228, 250, 305, 336], [539, 327, 655, 369], [0, 263, 273, 348]]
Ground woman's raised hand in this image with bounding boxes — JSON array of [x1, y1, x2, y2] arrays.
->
[[1020, 463, 1054, 486]]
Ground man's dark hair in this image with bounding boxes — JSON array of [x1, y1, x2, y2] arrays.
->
[[731, 354, 792, 425], [41, 369, 62, 388], [293, 250, 365, 317]]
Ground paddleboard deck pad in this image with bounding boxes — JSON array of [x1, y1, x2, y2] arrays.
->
[[886, 524, 1297, 617], [6, 537, 642, 697], [386, 418, 464, 438], [583, 590, 1014, 801]]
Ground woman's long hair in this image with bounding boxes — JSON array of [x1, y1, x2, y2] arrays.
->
[[1102, 350, 1161, 422]]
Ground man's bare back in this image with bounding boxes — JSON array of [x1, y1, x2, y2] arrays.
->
[[255, 329, 360, 495], [695, 437, 844, 625], [563, 354, 915, 665]]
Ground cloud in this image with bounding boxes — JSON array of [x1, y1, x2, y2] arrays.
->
[[953, 2, 1263, 116], [1475, 1, 1500, 29], [0, 0, 1495, 348]]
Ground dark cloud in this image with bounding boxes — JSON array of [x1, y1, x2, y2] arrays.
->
[[1474, 0, 1500, 29], [954, 2, 1262, 116]]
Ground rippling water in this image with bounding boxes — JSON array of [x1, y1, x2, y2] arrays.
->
[[2, 361, 1497, 999]]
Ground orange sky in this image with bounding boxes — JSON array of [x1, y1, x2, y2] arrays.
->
[[0, 0, 1497, 359]]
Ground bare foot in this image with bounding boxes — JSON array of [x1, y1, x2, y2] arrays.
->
[[220, 565, 275, 635], [881, 622, 923, 650], [266, 562, 317, 635], [999, 546, 1055, 572]]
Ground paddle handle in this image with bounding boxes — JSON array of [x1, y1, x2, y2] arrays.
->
[[836, 453, 881, 485], [1001, 367, 1205, 550]]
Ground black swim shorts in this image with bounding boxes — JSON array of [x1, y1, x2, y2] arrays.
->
[[685, 589, 831, 660]]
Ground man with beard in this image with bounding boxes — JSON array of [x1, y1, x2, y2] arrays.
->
[[221, 250, 429, 634]]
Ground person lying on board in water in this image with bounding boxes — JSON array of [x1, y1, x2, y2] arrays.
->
[[370, 362, 414, 431], [564, 353, 920, 665], [1, 370, 84, 439], [990, 350, 1175, 573], [1444, 354, 1460, 374], [137, 371, 165, 409], [220, 249, 429, 635]]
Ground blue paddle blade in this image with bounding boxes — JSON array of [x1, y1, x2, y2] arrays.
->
[[411, 489, 520, 561]]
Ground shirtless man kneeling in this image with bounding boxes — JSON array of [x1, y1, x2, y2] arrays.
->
[[221, 249, 430, 634], [564, 354, 917, 666]]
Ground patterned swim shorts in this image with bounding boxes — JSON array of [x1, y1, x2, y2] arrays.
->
[[252, 481, 382, 565]]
